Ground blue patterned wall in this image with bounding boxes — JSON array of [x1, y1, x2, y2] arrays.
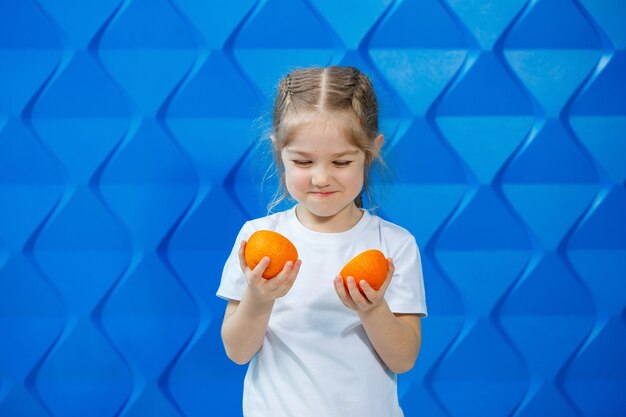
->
[[1, 0, 625, 416]]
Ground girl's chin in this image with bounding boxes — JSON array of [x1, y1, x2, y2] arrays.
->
[[297, 201, 357, 219]]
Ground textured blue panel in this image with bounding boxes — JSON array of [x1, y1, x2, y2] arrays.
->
[[562, 317, 626, 415], [0, 2, 60, 115], [0, 0, 59, 48], [502, 119, 599, 248], [173, 0, 256, 50], [369, 0, 466, 48], [1, 0, 625, 416], [580, 0, 626, 49], [431, 319, 528, 417], [311, 0, 391, 49], [571, 51, 626, 115], [500, 252, 596, 414], [98, 0, 196, 114], [167, 51, 261, 118], [445, 0, 526, 49], [437, 187, 531, 250], [368, 0, 467, 116], [0, 257, 65, 378], [504, 0, 601, 49], [35, 319, 133, 417], [98, 121, 197, 247], [100, 253, 197, 377], [32, 51, 131, 118], [0, 121, 63, 246], [32, 188, 132, 314], [438, 116, 533, 183], [36, 0, 120, 48], [233, 0, 334, 98], [388, 119, 465, 183], [437, 52, 533, 116]]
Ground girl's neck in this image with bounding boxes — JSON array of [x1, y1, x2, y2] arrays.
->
[[295, 203, 363, 233]]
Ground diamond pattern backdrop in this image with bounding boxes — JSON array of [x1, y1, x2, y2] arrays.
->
[[1, 0, 625, 416]]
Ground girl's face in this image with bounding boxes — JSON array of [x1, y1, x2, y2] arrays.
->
[[279, 114, 379, 232]]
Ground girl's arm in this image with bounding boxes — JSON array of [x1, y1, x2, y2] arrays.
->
[[333, 259, 422, 374], [221, 294, 274, 365], [358, 303, 421, 374], [221, 241, 301, 365]]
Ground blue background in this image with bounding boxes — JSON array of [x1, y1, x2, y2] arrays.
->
[[1, 0, 625, 416]]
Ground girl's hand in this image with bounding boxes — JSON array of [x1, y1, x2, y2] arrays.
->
[[238, 240, 301, 303], [334, 258, 395, 313]]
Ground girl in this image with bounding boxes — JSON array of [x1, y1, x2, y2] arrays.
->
[[217, 66, 427, 417]]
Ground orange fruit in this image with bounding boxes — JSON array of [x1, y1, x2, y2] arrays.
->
[[340, 249, 388, 291], [245, 230, 298, 279]]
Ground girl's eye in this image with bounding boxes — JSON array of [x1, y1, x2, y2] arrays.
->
[[293, 160, 312, 166], [333, 161, 353, 167]]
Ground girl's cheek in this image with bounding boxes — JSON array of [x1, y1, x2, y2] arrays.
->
[[344, 165, 364, 182], [290, 167, 307, 180], [284, 168, 307, 189]]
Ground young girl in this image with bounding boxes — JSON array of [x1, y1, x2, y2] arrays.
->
[[217, 66, 427, 417]]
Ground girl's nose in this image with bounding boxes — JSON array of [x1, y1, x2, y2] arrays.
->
[[311, 166, 330, 187]]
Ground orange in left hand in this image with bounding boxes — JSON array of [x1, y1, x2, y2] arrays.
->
[[244, 230, 299, 279], [339, 249, 388, 292]]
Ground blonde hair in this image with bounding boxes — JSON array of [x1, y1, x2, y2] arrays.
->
[[268, 66, 385, 213]]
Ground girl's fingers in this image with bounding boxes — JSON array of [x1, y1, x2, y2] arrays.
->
[[376, 258, 395, 294], [387, 258, 395, 278], [281, 259, 301, 289], [286, 259, 302, 285], [358, 280, 378, 302], [270, 260, 293, 288], [333, 276, 346, 299], [251, 256, 271, 279], [275, 262, 299, 298], [346, 277, 371, 308], [335, 276, 370, 309], [334, 276, 356, 309], [238, 241, 248, 270], [264, 259, 300, 294], [335, 260, 395, 311]]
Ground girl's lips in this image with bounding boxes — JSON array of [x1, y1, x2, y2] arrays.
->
[[311, 191, 336, 197]]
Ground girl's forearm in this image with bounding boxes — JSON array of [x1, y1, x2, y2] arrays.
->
[[221, 290, 274, 365], [358, 302, 421, 374]]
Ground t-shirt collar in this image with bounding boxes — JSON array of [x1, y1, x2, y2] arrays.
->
[[287, 204, 372, 244]]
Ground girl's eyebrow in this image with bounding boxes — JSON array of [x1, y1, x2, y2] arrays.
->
[[285, 149, 360, 157]]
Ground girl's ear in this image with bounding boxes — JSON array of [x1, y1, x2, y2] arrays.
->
[[374, 134, 384, 152], [270, 134, 276, 145]]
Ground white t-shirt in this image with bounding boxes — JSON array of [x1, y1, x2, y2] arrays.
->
[[217, 205, 427, 417]]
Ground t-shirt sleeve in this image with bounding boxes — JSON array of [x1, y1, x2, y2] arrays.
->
[[216, 221, 252, 301], [385, 235, 428, 317]]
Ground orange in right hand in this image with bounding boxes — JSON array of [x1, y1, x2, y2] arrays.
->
[[244, 230, 299, 279], [340, 249, 388, 291]]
